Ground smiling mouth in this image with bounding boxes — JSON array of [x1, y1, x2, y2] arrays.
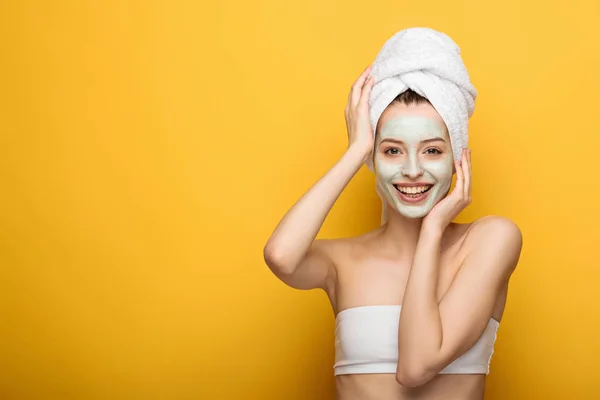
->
[[393, 184, 433, 197]]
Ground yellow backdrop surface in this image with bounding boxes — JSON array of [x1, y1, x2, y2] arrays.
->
[[1, 1, 599, 399]]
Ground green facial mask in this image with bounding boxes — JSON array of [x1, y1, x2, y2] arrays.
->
[[374, 116, 454, 219]]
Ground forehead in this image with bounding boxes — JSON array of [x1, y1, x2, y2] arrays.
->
[[379, 116, 444, 140], [376, 101, 448, 139]]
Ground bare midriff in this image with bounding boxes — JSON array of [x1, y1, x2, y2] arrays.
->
[[336, 373, 486, 400]]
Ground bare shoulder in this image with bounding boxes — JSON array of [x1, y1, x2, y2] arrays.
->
[[310, 230, 382, 306], [468, 215, 522, 239], [463, 215, 523, 273], [314, 227, 384, 265]]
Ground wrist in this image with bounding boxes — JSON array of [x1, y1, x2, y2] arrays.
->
[[420, 223, 444, 240], [347, 142, 373, 161]]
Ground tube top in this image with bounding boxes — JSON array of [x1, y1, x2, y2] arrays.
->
[[334, 305, 499, 376]]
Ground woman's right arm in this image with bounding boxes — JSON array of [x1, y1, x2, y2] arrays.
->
[[263, 65, 375, 290]]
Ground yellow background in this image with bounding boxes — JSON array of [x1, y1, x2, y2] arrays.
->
[[1, 1, 599, 399]]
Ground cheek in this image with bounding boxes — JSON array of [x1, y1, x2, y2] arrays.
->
[[375, 157, 402, 181], [423, 158, 454, 182]]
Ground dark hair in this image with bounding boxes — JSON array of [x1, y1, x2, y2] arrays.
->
[[393, 89, 430, 105]]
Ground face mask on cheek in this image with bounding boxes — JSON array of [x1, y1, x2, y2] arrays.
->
[[374, 116, 454, 219]]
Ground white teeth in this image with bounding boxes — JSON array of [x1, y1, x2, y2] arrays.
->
[[396, 185, 432, 194]]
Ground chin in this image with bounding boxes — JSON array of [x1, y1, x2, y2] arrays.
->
[[384, 195, 433, 220], [387, 202, 432, 219], [397, 208, 430, 219]]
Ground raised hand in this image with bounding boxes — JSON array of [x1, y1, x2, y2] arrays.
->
[[423, 149, 472, 233], [344, 65, 375, 158]]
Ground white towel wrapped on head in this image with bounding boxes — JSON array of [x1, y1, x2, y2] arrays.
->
[[367, 27, 477, 171]]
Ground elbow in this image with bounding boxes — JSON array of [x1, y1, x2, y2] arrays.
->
[[395, 372, 426, 388], [263, 243, 295, 276], [395, 363, 431, 388]]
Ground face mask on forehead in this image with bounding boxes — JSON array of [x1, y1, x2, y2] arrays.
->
[[374, 115, 454, 219]]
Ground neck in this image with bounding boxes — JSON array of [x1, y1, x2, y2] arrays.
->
[[379, 204, 424, 259], [378, 204, 456, 260]]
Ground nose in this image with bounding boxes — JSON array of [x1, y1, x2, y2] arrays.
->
[[401, 154, 424, 179]]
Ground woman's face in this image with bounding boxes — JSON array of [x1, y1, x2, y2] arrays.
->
[[374, 102, 454, 219]]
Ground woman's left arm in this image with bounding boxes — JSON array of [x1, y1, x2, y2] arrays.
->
[[396, 149, 523, 387]]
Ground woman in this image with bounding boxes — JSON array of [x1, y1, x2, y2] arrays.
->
[[263, 44, 522, 400]]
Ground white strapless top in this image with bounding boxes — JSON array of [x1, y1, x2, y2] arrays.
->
[[334, 305, 499, 376]]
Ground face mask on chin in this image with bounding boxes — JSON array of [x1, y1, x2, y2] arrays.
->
[[374, 115, 454, 219]]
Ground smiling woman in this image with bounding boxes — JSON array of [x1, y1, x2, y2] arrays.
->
[[263, 27, 522, 400], [374, 94, 455, 219]]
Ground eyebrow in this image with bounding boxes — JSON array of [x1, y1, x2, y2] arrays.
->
[[380, 137, 446, 145]]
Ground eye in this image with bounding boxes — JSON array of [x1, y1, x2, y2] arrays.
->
[[424, 148, 442, 155], [385, 147, 401, 155]]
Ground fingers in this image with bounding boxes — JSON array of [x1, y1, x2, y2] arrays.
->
[[351, 65, 372, 107], [461, 149, 471, 202], [454, 159, 464, 196], [461, 149, 469, 200], [456, 149, 472, 206], [359, 75, 374, 108], [466, 149, 472, 201], [346, 65, 373, 122]]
